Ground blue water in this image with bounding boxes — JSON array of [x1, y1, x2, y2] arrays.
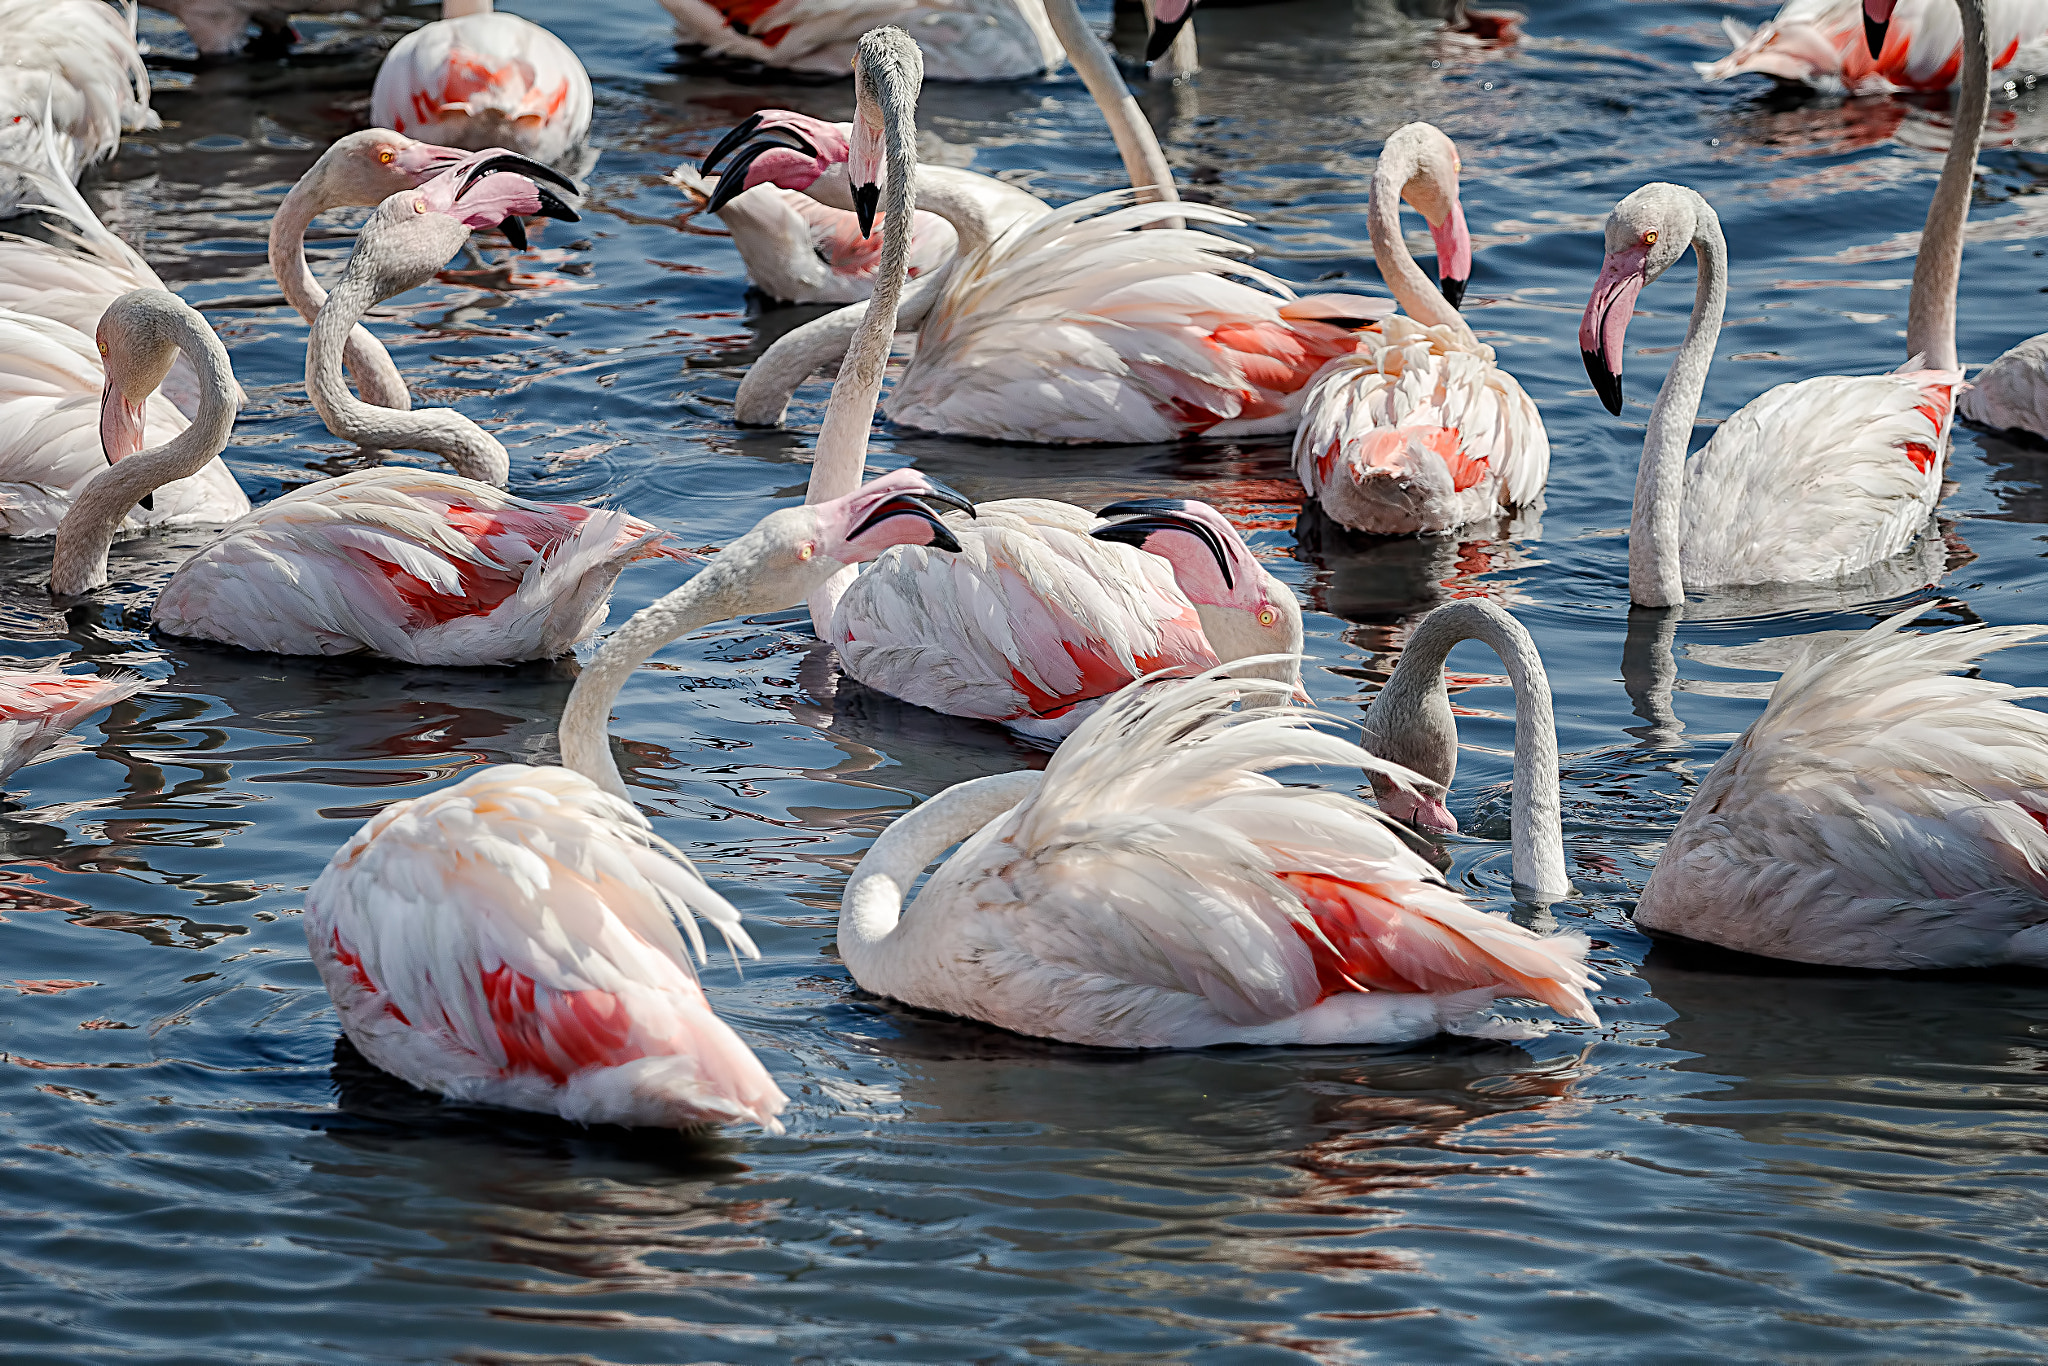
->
[[3, 0, 2047, 1359]]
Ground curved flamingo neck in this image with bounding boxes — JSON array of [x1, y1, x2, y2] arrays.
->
[[1631, 191, 1726, 610], [1370, 601, 1568, 899], [52, 310, 237, 597], [1368, 144, 1468, 335], [907, 166, 1022, 258], [308, 269, 509, 485], [1041, 0, 1181, 221], [839, 771, 1043, 974], [270, 167, 412, 412], [1908, 0, 1987, 373], [806, 42, 921, 634]]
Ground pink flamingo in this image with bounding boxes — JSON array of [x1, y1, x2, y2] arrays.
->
[[783, 25, 1304, 740], [0, 670, 150, 787], [1291, 122, 1548, 537], [371, 1, 592, 166], [1696, 0, 2048, 92], [58, 168, 690, 669], [838, 661, 1599, 1047]]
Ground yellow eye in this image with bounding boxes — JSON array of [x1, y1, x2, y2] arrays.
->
[[96, 339, 107, 355], [413, 198, 427, 214], [1258, 607, 1277, 627], [797, 543, 814, 561], [378, 149, 394, 165], [1644, 230, 1658, 245]]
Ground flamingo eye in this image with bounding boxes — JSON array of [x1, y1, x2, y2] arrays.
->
[[1644, 230, 1658, 246], [1258, 607, 1277, 628], [96, 339, 107, 355], [378, 149, 394, 164], [797, 542, 815, 561], [413, 198, 427, 214]]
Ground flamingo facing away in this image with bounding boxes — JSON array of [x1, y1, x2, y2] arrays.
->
[[1695, 0, 2048, 92], [305, 466, 969, 1132], [1292, 122, 1548, 537], [371, 1, 592, 167], [792, 29, 1304, 740], [838, 663, 1599, 1048], [1636, 607, 2048, 969], [0, 0, 154, 214], [0, 670, 150, 786], [1358, 600, 1570, 901], [58, 186, 686, 668], [659, 0, 1060, 81], [140, 0, 371, 57]]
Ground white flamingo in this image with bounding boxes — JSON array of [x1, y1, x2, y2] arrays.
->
[[658, 0, 1061, 81], [1695, 0, 2048, 93], [371, 1, 592, 167], [1291, 122, 1548, 537], [58, 171, 690, 668], [1636, 607, 2048, 969], [0, 0, 154, 215], [837, 661, 1598, 1047], [785, 22, 1304, 740]]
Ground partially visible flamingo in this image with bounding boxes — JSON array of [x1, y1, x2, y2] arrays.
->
[[0, 0, 155, 214], [658, 0, 1061, 81], [788, 25, 1305, 740], [141, 0, 371, 57], [1696, 0, 2048, 91], [838, 662, 1599, 1047], [0, 670, 150, 786], [1291, 122, 1548, 537], [371, 1, 592, 167]]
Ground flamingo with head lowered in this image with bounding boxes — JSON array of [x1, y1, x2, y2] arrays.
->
[[371, 1, 592, 167]]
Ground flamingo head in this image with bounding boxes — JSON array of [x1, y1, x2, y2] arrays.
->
[[700, 112, 854, 218], [1146, 0, 1199, 63], [1580, 182, 1697, 416], [721, 470, 971, 612], [309, 131, 579, 215], [95, 288, 187, 466], [1092, 499, 1308, 701], [1381, 123, 1472, 309], [348, 159, 581, 301], [1865, 0, 1897, 57]]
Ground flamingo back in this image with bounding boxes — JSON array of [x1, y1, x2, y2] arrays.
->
[[370, 12, 592, 164], [656, 0, 1060, 81]]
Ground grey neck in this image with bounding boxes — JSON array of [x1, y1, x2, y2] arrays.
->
[[52, 314, 238, 597], [733, 267, 949, 428], [1367, 601, 1569, 898], [905, 165, 1032, 259], [1631, 191, 1726, 610], [1041, 0, 1181, 221], [271, 174, 413, 413], [307, 269, 510, 486], [1907, 0, 1987, 373], [1368, 145, 1468, 335]]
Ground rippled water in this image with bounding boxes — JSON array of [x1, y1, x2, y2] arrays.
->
[[4, 0, 2048, 1358]]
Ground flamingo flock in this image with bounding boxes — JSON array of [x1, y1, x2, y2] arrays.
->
[[0, 0, 2041, 1146]]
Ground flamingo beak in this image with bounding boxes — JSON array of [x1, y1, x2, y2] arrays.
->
[[1580, 245, 1648, 417], [703, 132, 817, 214], [702, 114, 765, 176], [1091, 501, 1235, 591], [1863, 0, 1896, 57], [391, 142, 468, 180], [852, 181, 880, 240], [908, 477, 976, 517], [99, 377, 147, 466], [849, 496, 964, 553], [1429, 198, 1472, 311], [1145, 0, 1197, 63], [455, 151, 583, 202]]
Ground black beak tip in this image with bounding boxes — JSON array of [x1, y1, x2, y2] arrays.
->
[[1583, 350, 1624, 417], [852, 182, 880, 239], [1863, 13, 1887, 58], [916, 477, 976, 517], [1144, 15, 1191, 64], [1095, 496, 1188, 518], [927, 520, 963, 554], [702, 113, 764, 176], [1439, 276, 1467, 310], [534, 187, 581, 223], [500, 215, 529, 251]]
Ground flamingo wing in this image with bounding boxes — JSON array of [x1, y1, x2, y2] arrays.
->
[[0, 670, 150, 784], [0, 0, 154, 208], [831, 501, 1216, 728], [1639, 612, 2048, 969], [370, 12, 592, 163], [1676, 365, 1954, 588], [307, 762, 788, 1131]]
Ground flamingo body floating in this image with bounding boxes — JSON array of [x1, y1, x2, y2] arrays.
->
[[1695, 0, 2048, 91], [1638, 610, 2048, 969], [658, 0, 1061, 81], [371, 1, 592, 166], [0, 671, 149, 785], [839, 665, 1598, 1047], [0, 0, 154, 214]]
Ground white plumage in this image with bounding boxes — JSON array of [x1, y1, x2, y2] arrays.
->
[[0, 0, 155, 215], [1695, 0, 2048, 91], [1959, 332, 2048, 441], [658, 0, 1061, 81], [1638, 609, 2048, 969], [370, 3, 592, 166], [0, 669, 149, 784]]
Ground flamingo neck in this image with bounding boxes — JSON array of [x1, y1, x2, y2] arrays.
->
[[839, 771, 1043, 975], [308, 269, 509, 485], [905, 166, 1025, 259], [1907, 0, 1987, 374], [1368, 145, 1468, 335], [443, 0, 493, 17], [1368, 601, 1568, 898], [52, 313, 237, 597], [806, 44, 922, 635], [270, 167, 412, 412], [1041, 0, 1182, 222], [1631, 191, 1725, 610]]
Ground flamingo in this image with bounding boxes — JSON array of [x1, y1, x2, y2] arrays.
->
[[785, 23, 1304, 740], [837, 661, 1598, 1048], [55, 174, 681, 668], [140, 0, 371, 57], [306, 463, 969, 1130], [0, 0, 155, 214], [1695, 0, 2048, 93], [1291, 122, 1547, 537], [370, 1, 592, 167], [0, 669, 150, 787], [658, 0, 1061, 81], [1635, 607, 2048, 969], [1581, 0, 1983, 606]]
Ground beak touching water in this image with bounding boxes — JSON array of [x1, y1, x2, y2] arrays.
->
[[1579, 244, 1648, 417]]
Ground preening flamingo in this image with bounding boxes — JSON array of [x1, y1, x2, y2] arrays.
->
[[0, 0, 154, 214], [791, 27, 1304, 740], [1291, 122, 1548, 537], [1582, 0, 1984, 609], [370, 1, 592, 167], [0, 670, 150, 786], [1695, 0, 2048, 93], [838, 663, 1599, 1047], [658, 0, 1060, 81], [305, 466, 968, 1131], [60, 183, 682, 668], [1636, 607, 2048, 969]]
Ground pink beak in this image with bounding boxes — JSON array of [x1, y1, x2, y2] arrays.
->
[[99, 378, 147, 465], [1580, 244, 1647, 416], [1429, 197, 1472, 309], [392, 141, 468, 182]]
